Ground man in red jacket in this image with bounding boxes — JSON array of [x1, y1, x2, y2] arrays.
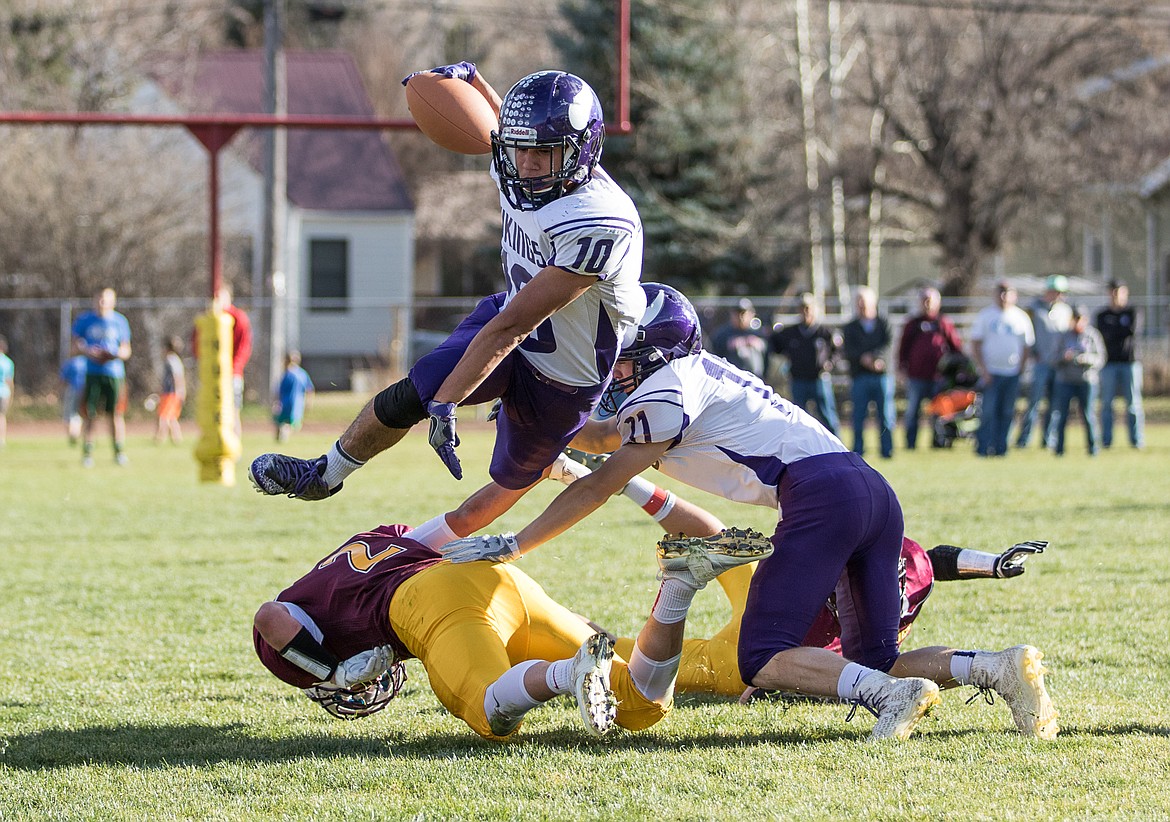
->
[[897, 287, 963, 450]]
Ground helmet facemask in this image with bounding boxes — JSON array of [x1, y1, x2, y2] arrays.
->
[[492, 128, 599, 210], [303, 664, 407, 720], [598, 283, 702, 416], [600, 341, 668, 416]]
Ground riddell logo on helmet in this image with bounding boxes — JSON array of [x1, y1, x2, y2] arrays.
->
[[502, 126, 537, 140]]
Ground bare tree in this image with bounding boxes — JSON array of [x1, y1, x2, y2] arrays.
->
[[855, 4, 1152, 295], [0, 127, 210, 394]]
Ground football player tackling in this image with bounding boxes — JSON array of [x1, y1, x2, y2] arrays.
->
[[441, 284, 1059, 741], [250, 62, 647, 557], [544, 453, 1047, 700], [252, 521, 770, 737]]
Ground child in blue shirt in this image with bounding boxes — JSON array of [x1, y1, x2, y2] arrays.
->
[[273, 351, 314, 442]]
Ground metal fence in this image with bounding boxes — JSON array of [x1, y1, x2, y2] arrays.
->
[[2, 294, 1168, 408]]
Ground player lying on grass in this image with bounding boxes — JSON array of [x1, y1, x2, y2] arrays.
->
[[252, 520, 770, 738], [549, 448, 1048, 700], [439, 283, 1059, 741]]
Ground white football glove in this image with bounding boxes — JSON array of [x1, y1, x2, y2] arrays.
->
[[547, 452, 592, 486], [439, 533, 522, 564], [329, 645, 396, 689]]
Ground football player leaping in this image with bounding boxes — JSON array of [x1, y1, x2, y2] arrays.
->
[[252, 520, 770, 737], [440, 283, 1059, 742], [250, 62, 648, 558]]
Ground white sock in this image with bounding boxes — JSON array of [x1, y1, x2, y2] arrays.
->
[[950, 650, 977, 685], [839, 663, 883, 701], [483, 659, 544, 720], [651, 577, 700, 624], [545, 657, 575, 695], [408, 514, 459, 549], [628, 644, 680, 703], [322, 440, 364, 489]]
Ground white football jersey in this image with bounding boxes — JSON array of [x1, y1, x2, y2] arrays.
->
[[616, 351, 849, 508], [493, 164, 645, 386]]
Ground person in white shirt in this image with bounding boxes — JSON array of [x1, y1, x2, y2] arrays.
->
[[969, 281, 1035, 457]]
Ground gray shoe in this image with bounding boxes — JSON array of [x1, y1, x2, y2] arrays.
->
[[249, 453, 337, 501], [563, 447, 611, 472], [857, 675, 941, 741], [570, 632, 617, 737], [486, 703, 525, 737], [971, 645, 1059, 740], [657, 528, 773, 585]]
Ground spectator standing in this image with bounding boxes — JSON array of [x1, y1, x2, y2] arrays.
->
[[970, 282, 1034, 458], [842, 286, 895, 459], [769, 293, 842, 436], [155, 336, 187, 445], [60, 354, 88, 445], [1095, 280, 1144, 450], [896, 287, 963, 450], [273, 351, 314, 442], [217, 286, 253, 436], [1048, 305, 1105, 456], [1016, 275, 1072, 448], [709, 298, 767, 378], [72, 287, 132, 467], [0, 335, 13, 447]]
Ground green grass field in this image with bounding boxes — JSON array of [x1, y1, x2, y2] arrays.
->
[[1, 405, 1168, 820]]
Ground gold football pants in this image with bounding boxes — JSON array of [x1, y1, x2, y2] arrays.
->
[[391, 561, 669, 739]]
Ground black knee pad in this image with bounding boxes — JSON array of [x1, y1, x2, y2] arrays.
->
[[373, 377, 426, 429]]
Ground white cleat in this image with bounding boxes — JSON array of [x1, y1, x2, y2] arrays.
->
[[859, 675, 942, 741], [657, 528, 774, 585], [571, 632, 617, 737], [971, 645, 1059, 740]]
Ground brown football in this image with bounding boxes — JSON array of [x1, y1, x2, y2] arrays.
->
[[404, 73, 496, 155]]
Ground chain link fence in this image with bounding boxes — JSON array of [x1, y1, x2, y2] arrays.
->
[[2, 294, 1167, 418]]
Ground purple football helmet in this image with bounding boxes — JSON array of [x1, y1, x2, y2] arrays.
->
[[303, 664, 407, 720], [491, 70, 605, 210], [600, 283, 702, 414]]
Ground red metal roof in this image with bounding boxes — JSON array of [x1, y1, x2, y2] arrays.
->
[[150, 50, 412, 212]]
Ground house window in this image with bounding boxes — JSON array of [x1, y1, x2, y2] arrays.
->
[[309, 238, 349, 311], [1089, 237, 1105, 276]]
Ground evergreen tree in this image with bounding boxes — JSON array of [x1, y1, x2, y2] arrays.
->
[[555, 0, 797, 294]]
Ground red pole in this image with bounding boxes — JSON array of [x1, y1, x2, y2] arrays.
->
[[208, 143, 222, 298], [186, 124, 243, 297], [615, 0, 632, 133]]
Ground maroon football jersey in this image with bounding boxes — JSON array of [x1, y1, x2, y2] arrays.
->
[[801, 537, 935, 653], [254, 524, 444, 687]]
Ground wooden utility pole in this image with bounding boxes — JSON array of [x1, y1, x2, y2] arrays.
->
[[263, 0, 288, 403], [796, 0, 827, 304]]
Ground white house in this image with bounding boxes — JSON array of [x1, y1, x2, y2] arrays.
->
[[141, 50, 415, 390]]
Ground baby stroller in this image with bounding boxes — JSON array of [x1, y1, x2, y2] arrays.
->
[[927, 352, 980, 448]]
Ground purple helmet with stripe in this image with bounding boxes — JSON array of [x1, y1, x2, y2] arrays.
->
[[491, 70, 605, 210], [600, 283, 702, 414]]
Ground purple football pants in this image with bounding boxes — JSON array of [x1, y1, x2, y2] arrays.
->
[[408, 293, 606, 490], [738, 451, 905, 683]]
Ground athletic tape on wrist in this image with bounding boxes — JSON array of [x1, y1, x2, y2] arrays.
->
[[280, 626, 340, 682]]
